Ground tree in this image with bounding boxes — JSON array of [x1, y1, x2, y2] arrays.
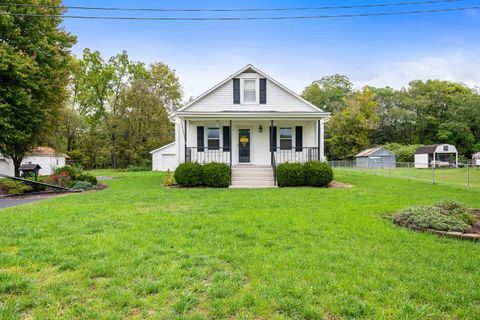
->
[[0, 1, 76, 176], [327, 88, 379, 159], [302, 74, 352, 113]]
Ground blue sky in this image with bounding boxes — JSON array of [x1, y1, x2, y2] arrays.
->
[[62, 0, 480, 99]]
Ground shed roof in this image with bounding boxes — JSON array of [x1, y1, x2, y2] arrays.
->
[[414, 144, 457, 155], [355, 147, 382, 158], [29, 147, 68, 158]]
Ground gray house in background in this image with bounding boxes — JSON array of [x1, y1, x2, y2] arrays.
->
[[355, 147, 396, 168]]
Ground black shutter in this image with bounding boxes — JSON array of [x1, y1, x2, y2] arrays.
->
[[270, 126, 277, 152], [223, 126, 230, 152], [197, 126, 204, 152], [295, 126, 303, 152], [260, 78, 267, 104], [233, 78, 240, 104]]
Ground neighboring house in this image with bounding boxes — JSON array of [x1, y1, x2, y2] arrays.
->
[[151, 64, 330, 187], [0, 147, 68, 177], [472, 152, 480, 166], [355, 147, 396, 168], [414, 144, 458, 168]]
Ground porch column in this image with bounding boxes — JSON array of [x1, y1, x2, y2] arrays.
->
[[184, 119, 187, 162], [320, 120, 325, 161], [229, 120, 232, 184], [317, 120, 321, 161], [270, 120, 274, 166]]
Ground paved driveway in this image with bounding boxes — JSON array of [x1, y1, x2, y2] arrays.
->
[[0, 196, 50, 209]]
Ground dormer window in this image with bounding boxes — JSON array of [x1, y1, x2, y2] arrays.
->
[[243, 79, 257, 103]]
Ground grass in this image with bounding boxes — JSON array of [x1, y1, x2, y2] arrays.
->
[[335, 166, 480, 190], [1, 170, 480, 319]]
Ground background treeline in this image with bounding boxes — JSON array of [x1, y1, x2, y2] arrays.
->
[[52, 49, 182, 169], [301, 75, 480, 161]]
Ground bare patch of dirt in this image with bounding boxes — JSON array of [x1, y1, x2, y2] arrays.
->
[[328, 180, 353, 188]]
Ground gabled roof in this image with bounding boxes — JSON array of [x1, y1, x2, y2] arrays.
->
[[176, 64, 326, 114], [355, 147, 382, 157], [150, 142, 176, 154], [29, 147, 68, 158], [472, 152, 480, 159]]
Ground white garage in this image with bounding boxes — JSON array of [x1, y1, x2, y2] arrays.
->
[[150, 142, 178, 172], [0, 157, 14, 177]]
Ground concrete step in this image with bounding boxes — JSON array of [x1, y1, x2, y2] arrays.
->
[[232, 176, 275, 182], [230, 180, 276, 188], [231, 172, 273, 178]]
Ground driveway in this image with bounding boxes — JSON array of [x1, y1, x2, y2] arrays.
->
[[0, 196, 52, 209]]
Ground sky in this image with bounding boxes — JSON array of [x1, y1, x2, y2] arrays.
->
[[62, 0, 480, 99]]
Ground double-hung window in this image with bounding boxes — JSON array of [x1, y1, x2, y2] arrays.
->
[[243, 79, 257, 103], [280, 127, 292, 150], [207, 128, 220, 149]]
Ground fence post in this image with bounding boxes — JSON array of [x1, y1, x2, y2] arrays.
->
[[432, 163, 435, 185]]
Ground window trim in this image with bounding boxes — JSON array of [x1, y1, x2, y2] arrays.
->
[[242, 78, 258, 104], [207, 127, 220, 150], [279, 127, 293, 150]]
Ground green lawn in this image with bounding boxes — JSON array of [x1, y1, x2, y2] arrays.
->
[[1, 171, 480, 319], [335, 166, 480, 191]]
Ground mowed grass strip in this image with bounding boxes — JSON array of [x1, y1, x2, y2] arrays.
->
[[0, 170, 480, 319]]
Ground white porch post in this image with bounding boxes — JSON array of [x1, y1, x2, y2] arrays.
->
[[320, 120, 325, 161]]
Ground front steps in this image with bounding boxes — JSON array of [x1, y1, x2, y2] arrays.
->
[[230, 166, 276, 188]]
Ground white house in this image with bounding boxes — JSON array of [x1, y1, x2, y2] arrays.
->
[[151, 64, 330, 187], [0, 147, 68, 177], [414, 144, 458, 168]]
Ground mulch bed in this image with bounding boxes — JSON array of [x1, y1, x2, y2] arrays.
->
[[394, 209, 480, 241]]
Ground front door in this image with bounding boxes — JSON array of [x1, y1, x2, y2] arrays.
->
[[238, 129, 251, 163]]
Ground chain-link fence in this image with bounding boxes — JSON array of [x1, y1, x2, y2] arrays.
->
[[329, 161, 480, 191]]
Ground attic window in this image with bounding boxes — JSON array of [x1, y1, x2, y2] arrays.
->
[[443, 145, 448, 151], [243, 79, 256, 103]]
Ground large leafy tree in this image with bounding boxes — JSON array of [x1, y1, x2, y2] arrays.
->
[[0, 1, 76, 176], [302, 74, 352, 113]]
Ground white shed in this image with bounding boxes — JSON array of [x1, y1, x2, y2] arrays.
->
[[21, 147, 68, 176], [0, 155, 14, 177], [150, 142, 178, 172], [472, 152, 480, 166], [414, 144, 458, 168]]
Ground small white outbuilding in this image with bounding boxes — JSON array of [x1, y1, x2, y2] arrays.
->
[[150, 142, 178, 172], [0, 147, 67, 177], [414, 144, 458, 168], [472, 152, 480, 167]]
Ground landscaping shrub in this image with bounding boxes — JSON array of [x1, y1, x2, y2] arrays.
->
[[174, 162, 204, 187], [71, 181, 94, 190], [162, 170, 176, 187], [276, 163, 305, 187], [54, 165, 79, 180], [46, 171, 72, 187], [303, 161, 333, 187], [394, 200, 474, 232], [0, 180, 33, 195], [203, 163, 230, 188], [75, 173, 98, 185]]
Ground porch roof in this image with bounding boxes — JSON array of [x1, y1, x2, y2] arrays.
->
[[175, 111, 330, 120]]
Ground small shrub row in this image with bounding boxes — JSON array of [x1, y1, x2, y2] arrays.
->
[[174, 162, 230, 188], [276, 161, 333, 187], [48, 166, 97, 189], [0, 180, 33, 195], [394, 200, 475, 233]]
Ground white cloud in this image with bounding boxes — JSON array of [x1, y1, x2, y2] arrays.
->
[[355, 50, 480, 89]]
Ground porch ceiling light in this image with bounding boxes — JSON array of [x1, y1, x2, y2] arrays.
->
[[259, 125, 263, 133]]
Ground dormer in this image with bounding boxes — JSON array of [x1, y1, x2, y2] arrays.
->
[[233, 70, 267, 105]]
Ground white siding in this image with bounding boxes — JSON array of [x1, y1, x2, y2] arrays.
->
[[185, 72, 319, 113], [414, 154, 429, 168], [434, 144, 457, 154], [21, 155, 65, 176], [0, 159, 14, 177], [152, 143, 178, 171]]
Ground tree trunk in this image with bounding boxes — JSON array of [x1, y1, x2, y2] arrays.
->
[[111, 133, 117, 169], [12, 155, 22, 177]]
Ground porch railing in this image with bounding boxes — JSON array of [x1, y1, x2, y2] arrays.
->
[[273, 147, 319, 164], [186, 147, 231, 164]]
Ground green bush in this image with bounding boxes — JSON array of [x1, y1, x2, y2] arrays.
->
[[383, 143, 420, 163], [394, 200, 474, 232], [203, 163, 230, 188], [276, 163, 305, 187], [0, 180, 33, 195], [303, 161, 333, 187], [71, 181, 94, 190], [162, 170, 176, 187], [75, 173, 98, 185], [54, 165, 79, 180], [174, 162, 204, 187]]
